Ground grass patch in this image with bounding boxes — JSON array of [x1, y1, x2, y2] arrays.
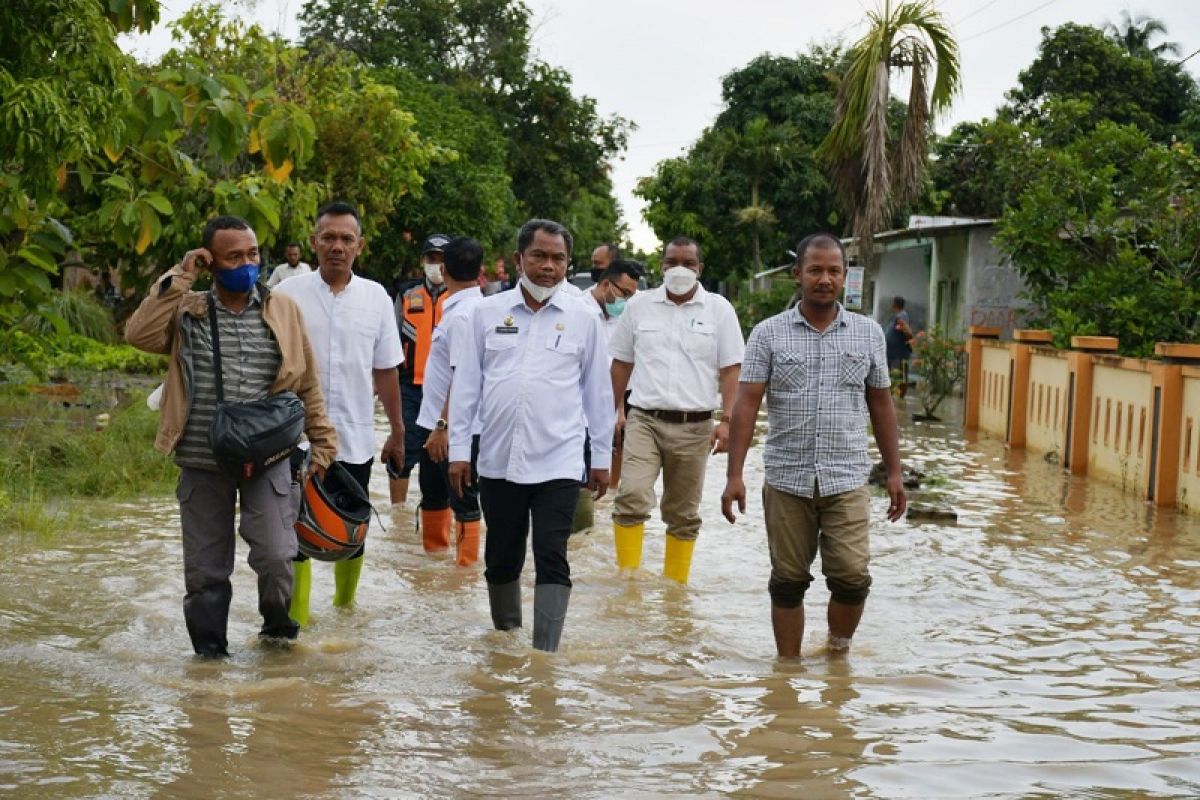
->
[[0, 383, 177, 534]]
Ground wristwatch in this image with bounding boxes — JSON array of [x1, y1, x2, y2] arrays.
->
[[435, 418, 448, 430]]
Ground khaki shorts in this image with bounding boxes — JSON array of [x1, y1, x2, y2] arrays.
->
[[762, 482, 872, 607]]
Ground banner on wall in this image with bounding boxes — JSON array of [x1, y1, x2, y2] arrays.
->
[[844, 266, 865, 310]]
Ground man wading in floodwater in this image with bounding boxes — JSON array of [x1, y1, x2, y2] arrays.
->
[[126, 215, 337, 658], [448, 219, 614, 652], [721, 233, 905, 659]]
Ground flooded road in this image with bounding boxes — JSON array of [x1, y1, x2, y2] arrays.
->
[[2, 401, 1198, 798]]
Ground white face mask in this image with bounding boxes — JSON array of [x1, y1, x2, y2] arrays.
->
[[423, 261, 444, 285], [519, 272, 560, 303], [663, 265, 698, 296]]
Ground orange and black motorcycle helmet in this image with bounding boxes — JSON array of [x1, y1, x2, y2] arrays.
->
[[295, 462, 371, 561]]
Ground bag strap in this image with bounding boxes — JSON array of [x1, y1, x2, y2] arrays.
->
[[207, 293, 225, 404]]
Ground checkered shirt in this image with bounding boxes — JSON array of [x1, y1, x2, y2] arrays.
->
[[740, 303, 890, 498]]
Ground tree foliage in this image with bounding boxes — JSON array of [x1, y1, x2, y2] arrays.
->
[[637, 52, 844, 282], [817, 0, 960, 263]]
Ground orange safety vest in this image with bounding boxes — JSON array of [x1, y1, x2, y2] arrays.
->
[[398, 282, 446, 385]]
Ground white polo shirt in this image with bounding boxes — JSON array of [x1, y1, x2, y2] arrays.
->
[[266, 261, 311, 287], [274, 270, 404, 464], [417, 286, 483, 431], [609, 284, 744, 412], [449, 287, 615, 483]]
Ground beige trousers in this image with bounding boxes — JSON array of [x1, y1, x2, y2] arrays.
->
[[612, 408, 712, 540]]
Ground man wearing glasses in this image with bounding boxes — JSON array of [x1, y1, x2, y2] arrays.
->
[[608, 236, 744, 585], [448, 219, 615, 652]]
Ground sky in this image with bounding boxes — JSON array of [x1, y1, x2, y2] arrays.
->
[[124, 1, 1200, 250]]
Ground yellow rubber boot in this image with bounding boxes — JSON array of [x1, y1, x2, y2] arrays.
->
[[613, 523, 644, 570], [332, 556, 363, 608], [421, 508, 453, 552], [455, 519, 481, 567], [663, 535, 697, 584], [289, 559, 312, 627]]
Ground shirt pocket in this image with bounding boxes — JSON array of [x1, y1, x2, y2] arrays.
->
[[839, 351, 870, 386], [484, 332, 520, 374], [774, 352, 808, 392], [684, 321, 717, 360], [544, 333, 580, 358]]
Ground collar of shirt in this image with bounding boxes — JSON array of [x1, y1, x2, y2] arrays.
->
[[442, 285, 481, 314], [651, 283, 708, 307], [502, 284, 575, 314], [794, 301, 847, 331], [212, 286, 263, 313]]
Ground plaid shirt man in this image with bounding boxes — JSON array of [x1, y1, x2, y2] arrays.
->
[[740, 302, 890, 498]]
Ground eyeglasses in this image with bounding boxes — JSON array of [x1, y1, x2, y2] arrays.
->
[[522, 250, 569, 267]]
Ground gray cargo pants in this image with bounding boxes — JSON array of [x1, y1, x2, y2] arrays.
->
[[176, 459, 299, 657]]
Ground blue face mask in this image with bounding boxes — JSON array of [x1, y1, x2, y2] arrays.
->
[[214, 263, 260, 293], [605, 297, 627, 318]]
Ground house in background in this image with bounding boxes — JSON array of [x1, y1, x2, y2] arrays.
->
[[849, 216, 1030, 340]]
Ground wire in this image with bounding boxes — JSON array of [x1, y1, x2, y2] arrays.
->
[[955, 0, 1003, 27], [960, 0, 1060, 43], [1178, 47, 1200, 65]]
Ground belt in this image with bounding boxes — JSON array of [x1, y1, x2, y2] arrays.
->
[[631, 406, 712, 424]]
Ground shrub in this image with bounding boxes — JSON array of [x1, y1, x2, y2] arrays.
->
[[911, 326, 965, 418]]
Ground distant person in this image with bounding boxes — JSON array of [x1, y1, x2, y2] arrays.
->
[[274, 202, 405, 624], [265, 242, 311, 287], [608, 237, 744, 584], [590, 242, 620, 284], [721, 233, 906, 659], [885, 296, 914, 395], [417, 236, 486, 566], [448, 218, 614, 652], [494, 258, 514, 291], [125, 215, 337, 657], [390, 234, 451, 506]]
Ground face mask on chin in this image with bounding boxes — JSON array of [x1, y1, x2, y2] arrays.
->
[[423, 261, 444, 285], [604, 287, 627, 318], [215, 263, 260, 293], [663, 265, 698, 296], [519, 272, 560, 303]]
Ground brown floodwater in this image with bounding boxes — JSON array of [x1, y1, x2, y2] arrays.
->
[[2, 401, 1198, 798]]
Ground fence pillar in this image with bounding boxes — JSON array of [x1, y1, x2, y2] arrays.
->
[[1150, 344, 1200, 507], [964, 325, 1001, 431], [1008, 330, 1052, 448]]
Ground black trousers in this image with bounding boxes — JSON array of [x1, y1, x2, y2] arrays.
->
[[293, 457, 371, 563], [416, 428, 482, 522], [479, 478, 578, 587]]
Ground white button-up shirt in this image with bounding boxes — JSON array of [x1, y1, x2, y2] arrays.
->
[[450, 287, 615, 483], [274, 270, 404, 464], [609, 284, 745, 412], [417, 286, 483, 431], [266, 262, 312, 287]]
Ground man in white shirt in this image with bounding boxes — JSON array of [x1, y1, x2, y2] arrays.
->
[[448, 219, 615, 653], [273, 202, 405, 625], [265, 242, 311, 287], [608, 236, 745, 585], [416, 236, 485, 567]]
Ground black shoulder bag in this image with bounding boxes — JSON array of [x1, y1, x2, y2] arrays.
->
[[206, 293, 306, 479]]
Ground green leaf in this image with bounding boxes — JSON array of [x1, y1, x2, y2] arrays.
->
[[102, 174, 133, 192], [142, 192, 174, 215], [17, 245, 57, 272]]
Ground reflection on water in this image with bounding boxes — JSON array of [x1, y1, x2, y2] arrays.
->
[[2, 400, 1198, 798]]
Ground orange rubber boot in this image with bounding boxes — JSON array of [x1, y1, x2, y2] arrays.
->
[[421, 508, 452, 552], [456, 519, 481, 567]]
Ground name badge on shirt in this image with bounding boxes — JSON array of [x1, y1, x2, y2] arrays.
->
[[408, 294, 425, 311], [495, 315, 519, 334]]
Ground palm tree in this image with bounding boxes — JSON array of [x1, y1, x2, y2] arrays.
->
[[1104, 11, 1181, 58], [816, 0, 959, 265], [716, 116, 802, 274]]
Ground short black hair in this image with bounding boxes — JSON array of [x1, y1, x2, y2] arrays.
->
[[202, 215, 251, 249], [443, 236, 483, 282], [517, 218, 573, 256], [594, 242, 620, 260], [893, 296, 906, 309], [316, 201, 361, 228], [664, 236, 702, 263], [599, 259, 643, 284], [285, 242, 301, 250], [794, 232, 846, 267]]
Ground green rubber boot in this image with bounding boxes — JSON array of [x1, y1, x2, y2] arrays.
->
[[571, 488, 594, 535], [289, 559, 312, 628], [333, 556, 363, 608]]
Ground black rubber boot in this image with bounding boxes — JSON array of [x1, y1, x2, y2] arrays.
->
[[532, 584, 571, 652], [488, 580, 522, 631]]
